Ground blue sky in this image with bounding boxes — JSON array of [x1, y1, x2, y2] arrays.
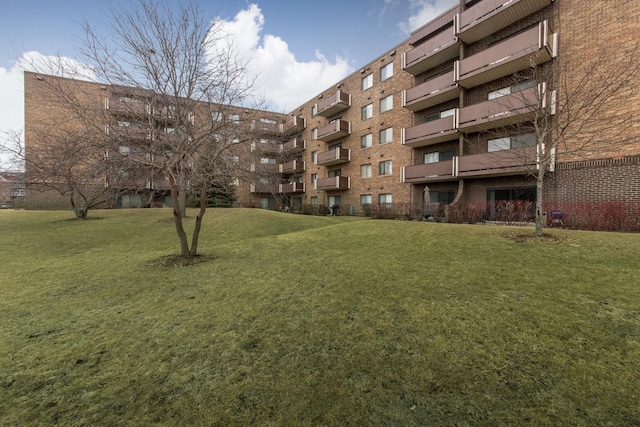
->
[[0, 0, 457, 159]]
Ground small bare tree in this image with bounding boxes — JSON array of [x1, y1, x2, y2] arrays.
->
[[75, 0, 263, 257], [485, 44, 639, 236]]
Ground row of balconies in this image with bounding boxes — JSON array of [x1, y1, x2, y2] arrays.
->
[[402, 83, 550, 147], [404, 20, 555, 99], [402, 146, 545, 184]]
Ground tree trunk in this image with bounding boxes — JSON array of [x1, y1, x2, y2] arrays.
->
[[535, 169, 545, 236], [189, 180, 209, 257], [171, 182, 190, 257]]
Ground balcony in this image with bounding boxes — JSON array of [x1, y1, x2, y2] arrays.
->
[[279, 182, 305, 193], [403, 29, 460, 75], [279, 160, 305, 174], [251, 140, 282, 154], [402, 112, 459, 147], [282, 138, 306, 153], [251, 119, 282, 134], [457, 146, 537, 178], [403, 69, 460, 112], [107, 125, 152, 141], [317, 120, 351, 142], [457, 0, 552, 44], [106, 98, 150, 117], [316, 148, 351, 166], [283, 116, 306, 135], [457, 21, 554, 89], [458, 84, 542, 132], [250, 183, 279, 193], [315, 176, 350, 191], [402, 160, 456, 183], [316, 91, 351, 117]]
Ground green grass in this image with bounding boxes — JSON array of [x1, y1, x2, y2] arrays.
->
[[1, 208, 639, 426]]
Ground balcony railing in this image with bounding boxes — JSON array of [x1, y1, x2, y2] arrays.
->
[[282, 138, 306, 153], [316, 91, 351, 117], [283, 116, 306, 134], [403, 69, 460, 112], [457, 21, 554, 89], [458, 84, 543, 132], [457, 0, 552, 44], [107, 125, 153, 141], [251, 141, 282, 154], [106, 98, 151, 117], [403, 28, 460, 76], [251, 120, 282, 134], [402, 160, 456, 183], [316, 148, 351, 166], [317, 120, 351, 142], [250, 183, 279, 193], [279, 182, 305, 193], [279, 160, 306, 174], [457, 146, 537, 177], [315, 176, 350, 191], [402, 112, 459, 147]]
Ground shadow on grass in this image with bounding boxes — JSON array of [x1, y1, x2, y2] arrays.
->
[[146, 253, 217, 267]]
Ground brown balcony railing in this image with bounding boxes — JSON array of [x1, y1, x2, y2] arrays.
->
[[107, 125, 153, 141], [457, 147, 537, 177], [250, 183, 279, 193], [403, 160, 456, 183], [317, 120, 351, 142], [403, 69, 459, 112], [316, 91, 351, 117], [458, 84, 541, 132], [457, 0, 552, 44], [107, 98, 150, 117], [279, 182, 305, 193], [457, 21, 554, 89], [282, 138, 306, 153], [251, 141, 282, 154], [283, 116, 306, 134], [402, 113, 459, 147], [251, 120, 282, 134], [315, 176, 350, 191], [316, 148, 351, 166], [279, 160, 306, 174], [403, 29, 460, 75]]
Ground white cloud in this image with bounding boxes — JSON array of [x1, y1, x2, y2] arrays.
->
[[215, 4, 354, 112], [399, 0, 459, 34]]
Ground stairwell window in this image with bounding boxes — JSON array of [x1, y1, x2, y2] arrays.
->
[[380, 62, 393, 81], [380, 95, 393, 113]]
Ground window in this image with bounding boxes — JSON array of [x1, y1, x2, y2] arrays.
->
[[293, 176, 303, 183], [311, 196, 318, 206], [229, 113, 240, 123], [424, 149, 455, 164], [119, 146, 131, 154], [361, 103, 373, 120], [311, 104, 317, 117], [261, 117, 276, 124], [488, 80, 536, 100], [488, 133, 536, 152], [360, 164, 372, 178], [424, 108, 455, 123], [429, 191, 455, 204], [379, 160, 392, 176], [360, 194, 372, 205], [311, 150, 318, 164], [362, 73, 373, 91], [380, 95, 393, 113], [310, 173, 317, 184], [379, 127, 393, 145], [311, 128, 318, 140], [361, 133, 372, 149], [260, 157, 276, 164], [328, 169, 341, 178], [380, 62, 393, 81], [231, 155, 240, 164], [379, 194, 392, 205]]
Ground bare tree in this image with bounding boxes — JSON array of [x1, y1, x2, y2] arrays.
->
[[482, 44, 640, 236], [73, 0, 265, 257]]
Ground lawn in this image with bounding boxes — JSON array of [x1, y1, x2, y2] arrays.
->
[[1, 208, 639, 426]]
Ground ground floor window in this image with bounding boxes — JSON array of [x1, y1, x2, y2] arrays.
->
[[329, 195, 341, 215], [428, 191, 455, 204], [487, 187, 535, 220]]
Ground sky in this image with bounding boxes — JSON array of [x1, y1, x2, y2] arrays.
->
[[0, 0, 457, 167]]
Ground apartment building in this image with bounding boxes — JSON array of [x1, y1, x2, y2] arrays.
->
[[24, 0, 640, 219]]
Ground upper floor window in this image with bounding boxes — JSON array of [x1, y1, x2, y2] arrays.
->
[[311, 104, 317, 117], [380, 62, 393, 81], [361, 133, 372, 149], [379, 160, 392, 176], [229, 113, 240, 123], [311, 128, 318, 140], [361, 73, 373, 91], [425, 149, 454, 164], [379, 127, 393, 145], [310, 173, 317, 183], [488, 133, 536, 152], [380, 95, 393, 113], [424, 108, 455, 123], [488, 80, 536, 100], [311, 150, 318, 164], [360, 164, 372, 178], [260, 157, 276, 164], [361, 103, 373, 120]]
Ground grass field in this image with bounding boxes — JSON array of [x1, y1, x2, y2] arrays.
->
[[1, 208, 639, 426]]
